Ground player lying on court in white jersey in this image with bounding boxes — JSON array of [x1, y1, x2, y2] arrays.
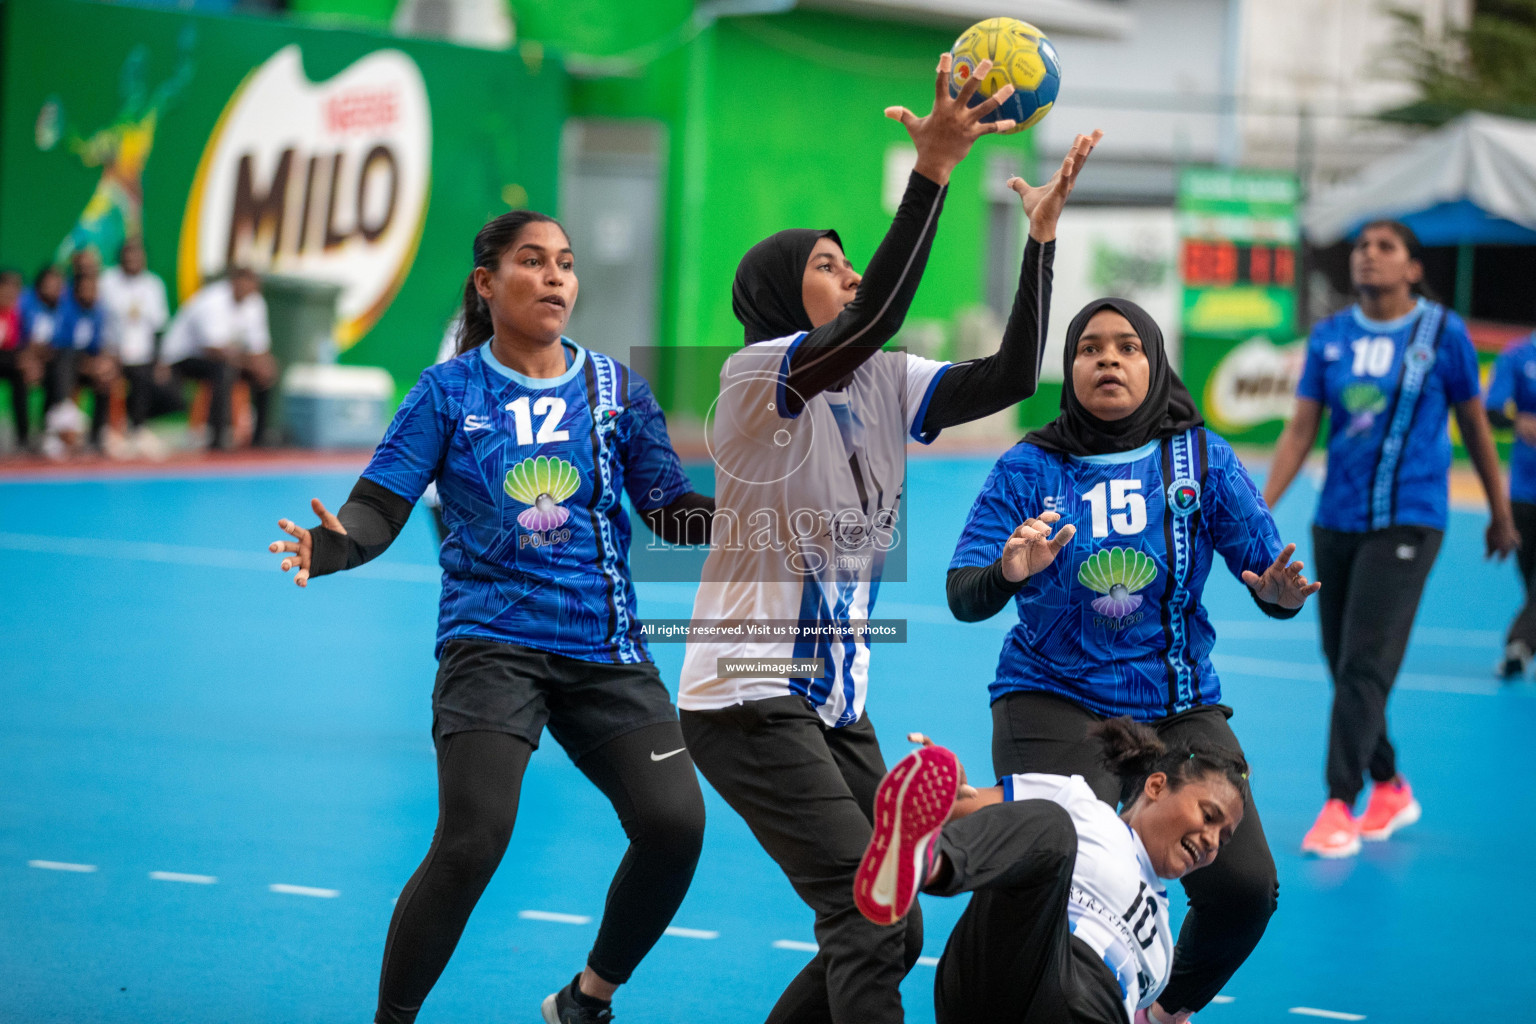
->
[[855, 723, 1248, 1024]]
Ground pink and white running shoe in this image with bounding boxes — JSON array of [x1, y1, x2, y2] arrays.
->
[[854, 744, 960, 926]]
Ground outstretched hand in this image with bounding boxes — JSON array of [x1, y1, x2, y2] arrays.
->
[[1241, 543, 1321, 609], [268, 498, 345, 588], [1007, 129, 1102, 242], [1000, 510, 1076, 583], [885, 53, 1018, 185]]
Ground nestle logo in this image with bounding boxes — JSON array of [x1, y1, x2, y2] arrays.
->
[[324, 88, 400, 134]]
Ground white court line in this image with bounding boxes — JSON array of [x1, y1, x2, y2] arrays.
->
[[772, 939, 818, 952], [149, 871, 217, 884], [915, 956, 940, 967], [269, 883, 339, 898], [28, 860, 97, 873], [663, 926, 719, 939], [1289, 1009, 1365, 1021], [0, 532, 440, 583], [1211, 995, 1235, 1004], [519, 910, 592, 925]]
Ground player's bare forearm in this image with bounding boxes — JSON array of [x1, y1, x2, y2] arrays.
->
[[1456, 399, 1513, 522], [1263, 400, 1321, 508]]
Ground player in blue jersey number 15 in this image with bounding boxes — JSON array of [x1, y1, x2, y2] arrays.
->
[[948, 295, 1318, 1024], [266, 210, 714, 1024]]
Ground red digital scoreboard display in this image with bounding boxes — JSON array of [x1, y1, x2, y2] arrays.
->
[[1181, 240, 1295, 288]]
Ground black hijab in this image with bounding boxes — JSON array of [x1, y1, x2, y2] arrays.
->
[[1024, 297, 1203, 457], [732, 228, 842, 343]]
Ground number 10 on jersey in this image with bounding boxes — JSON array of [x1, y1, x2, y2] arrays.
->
[[1083, 480, 1147, 538]]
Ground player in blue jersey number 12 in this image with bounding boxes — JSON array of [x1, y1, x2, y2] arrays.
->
[[948, 295, 1318, 1024], [266, 211, 714, 1024]]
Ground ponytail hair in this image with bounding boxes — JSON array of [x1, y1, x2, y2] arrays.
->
[[1354, 219, 1440, 303], [1088, 716, 1249, 810], [455, 209, 567, 356]]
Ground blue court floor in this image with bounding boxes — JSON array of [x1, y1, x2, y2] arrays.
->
[[2, 455, 1532, 1023]]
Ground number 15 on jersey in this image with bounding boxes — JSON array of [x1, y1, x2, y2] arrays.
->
[[1083, 480, 1147, 538]]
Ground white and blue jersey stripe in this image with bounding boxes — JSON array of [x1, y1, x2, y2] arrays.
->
[[1297, 300, 1480, 532], [678, 336, 949, 726], [361, 339, 691, 663], [950, 429, 1283, 721]]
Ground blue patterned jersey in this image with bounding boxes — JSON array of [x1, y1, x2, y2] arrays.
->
[[18, 288, 62, 347], [950, 429, 1283, 721], [52, 299, 104, 354], [1485, 335, 1536, 505], [362, 340, 692, 663], [1297, 300, 1479, 532]]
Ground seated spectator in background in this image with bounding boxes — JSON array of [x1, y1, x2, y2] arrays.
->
[[71, 247, 102, 285], [100, 237, 177, 457], [46, 272, 120, 455], [0, 269, 35, 452], [16, 266, 68, 451], [20, 265, 66, 349], [163, 266, 277, 449]]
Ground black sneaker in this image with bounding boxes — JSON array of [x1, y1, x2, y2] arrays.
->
[[540, 976, 614, 1024], [1498, 641, 1531, 682]]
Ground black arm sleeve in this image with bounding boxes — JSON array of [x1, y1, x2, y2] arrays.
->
[[642, 491, 714, 545], [1251, 590, 1303, 620], [782, 171, 948, 412], [1486, 405, 1515, 430], [922, 237, 1052, 432], [306, 476, 415, 578], [946, 560, 1029, 623]]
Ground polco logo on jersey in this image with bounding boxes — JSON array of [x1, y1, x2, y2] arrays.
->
[[178, 45, 431, 347]]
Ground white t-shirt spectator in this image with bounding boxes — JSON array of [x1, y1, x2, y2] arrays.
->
[[163, 279, 271, 363], [98, 266, 169, 366]]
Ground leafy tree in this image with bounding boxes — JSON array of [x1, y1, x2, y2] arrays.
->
[[1382, 0, 1536, 124]]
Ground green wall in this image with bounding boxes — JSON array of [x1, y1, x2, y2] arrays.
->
[[0, 0, 564, 393], [509, 4, 1037, 416]]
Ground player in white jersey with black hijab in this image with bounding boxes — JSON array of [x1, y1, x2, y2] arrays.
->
[[678, 51, 1102, 1024], [855, 722, 1248, 1024]]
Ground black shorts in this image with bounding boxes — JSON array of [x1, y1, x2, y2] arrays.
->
[[433, 639, 680, 760]]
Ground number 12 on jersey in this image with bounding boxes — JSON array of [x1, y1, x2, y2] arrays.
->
[[505, 396, 570, 445], [1083, 480, 1147, 538]]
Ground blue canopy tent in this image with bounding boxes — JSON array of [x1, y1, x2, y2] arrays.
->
[[1305, 113, 1536, 311]]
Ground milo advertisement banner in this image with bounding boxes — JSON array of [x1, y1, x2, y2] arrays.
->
[[0, 0, 564, 391], [1177, 168, 1301, 443]]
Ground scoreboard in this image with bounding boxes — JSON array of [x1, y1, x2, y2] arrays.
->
[[1181, 240, 1296, 289]]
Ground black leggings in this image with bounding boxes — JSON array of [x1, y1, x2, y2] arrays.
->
[[681, 699, 925, 1024], [0, 349, 31, 445], [1505, 503, 1536, 651], [932, 800, 1125, 1024], [1312, 524, 1442, 803], [991, 693, 1276, 1015], [374, 722, 705, 1024]]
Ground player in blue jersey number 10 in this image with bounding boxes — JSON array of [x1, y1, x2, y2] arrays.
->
[[266, 210, 714, 1024], [1265, 220, 1515, 859], [948, 293, 1318, 1024]]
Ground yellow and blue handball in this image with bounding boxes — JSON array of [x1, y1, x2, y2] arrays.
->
[[949, 17, 1061, 133]]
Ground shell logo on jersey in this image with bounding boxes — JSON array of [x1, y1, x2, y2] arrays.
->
[[1166, 478, 1201, 518], [178, 45, 431, 348], [1341, 382, 1386, 437], [1077, 546, 1157, 620], [505, 455, 580, 532]]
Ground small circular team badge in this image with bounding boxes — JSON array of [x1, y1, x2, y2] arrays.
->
[[1166, 477, 1202, 517], [1407, 346, 1436, 369]]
